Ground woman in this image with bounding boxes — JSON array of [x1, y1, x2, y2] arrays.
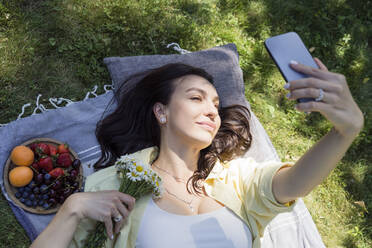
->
[[30, 59, 364, 248]]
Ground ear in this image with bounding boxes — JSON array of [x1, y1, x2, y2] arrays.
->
[[153, 102, 166, 120]]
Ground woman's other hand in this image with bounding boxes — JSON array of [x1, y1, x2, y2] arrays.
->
[[30, 190, 135, 248], [285, 58, 364, 138], [65, 190, 136, 239]]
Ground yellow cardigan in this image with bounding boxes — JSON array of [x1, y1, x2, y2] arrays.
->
[[68, 146, 296, 248]]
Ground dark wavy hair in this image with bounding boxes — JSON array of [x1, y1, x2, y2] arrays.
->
[[94, 63, 253, 195]]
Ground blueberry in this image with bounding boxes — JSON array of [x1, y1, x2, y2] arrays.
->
[[42, 203, 50, 209], [24, 186, 31, 192], [29, 194, 35, 200], [38, 200, 45, 206], [36, 174, 44, 184], [44, 174, 51, 181], [20, 198, 26, 203], [28, 181, 37, 189], [32, 200, 38, 207], [42, 194, 49, 200], [48, 198, 57, 206], [22, 192, 29, 198], [15, 192, 22, 199], [18, 187, 25, 194], [33, 187, 40, 194], [25, 200, 32, 207], [40, 184, 48, 193], [72, 159, 81, 169], [49, 189, 56, 198]]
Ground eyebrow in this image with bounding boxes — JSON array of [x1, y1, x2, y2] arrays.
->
[[185, 87, 220, 102]]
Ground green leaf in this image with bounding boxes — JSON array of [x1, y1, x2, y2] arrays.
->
[[48, 38, 56, 46]]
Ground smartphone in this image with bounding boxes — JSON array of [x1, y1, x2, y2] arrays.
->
[[264, 32, 319, 103]]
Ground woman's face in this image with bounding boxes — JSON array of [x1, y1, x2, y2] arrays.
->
[[158, 74, 221, 150]]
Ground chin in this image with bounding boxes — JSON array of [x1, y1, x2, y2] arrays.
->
[[190, 134, 214, 150], [177, 128, 216, 150]]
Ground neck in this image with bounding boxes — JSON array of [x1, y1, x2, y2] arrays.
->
[[152, 142, 200, 180]]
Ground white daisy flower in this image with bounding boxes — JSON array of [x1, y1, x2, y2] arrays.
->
[[126, 171, 142, 182]]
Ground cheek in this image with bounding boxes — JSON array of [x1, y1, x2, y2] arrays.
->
[[172, 102, 198, 119], [169, 103, 197, 127], [215, 117, 222, 133]]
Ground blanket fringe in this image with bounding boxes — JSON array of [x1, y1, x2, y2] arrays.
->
[[0, 84, 113, 127], [49, 97, 75, 109], [0, 43, 188, 128], [166, 43, 191, 54]]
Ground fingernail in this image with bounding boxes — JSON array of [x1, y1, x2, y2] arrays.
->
[[286, 92, 291, 99], [290, 60, 298, 65], [111, 234, 114, 240], [284, 83, 290, 89]]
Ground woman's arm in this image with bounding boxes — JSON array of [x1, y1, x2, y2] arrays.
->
[[273, 126, 362, 204], [30, 196, 81, 248], [30, 191, 136, 248], [272, 58, 364, 204]]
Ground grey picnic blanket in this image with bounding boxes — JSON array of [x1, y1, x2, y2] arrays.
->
[[0, 90, 325, 246], [0, 91, 116, 241]]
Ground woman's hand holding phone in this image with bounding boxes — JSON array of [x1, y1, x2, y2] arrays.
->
[[285, 58, 364, 138]]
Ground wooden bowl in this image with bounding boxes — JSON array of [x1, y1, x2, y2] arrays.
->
[[3, 138, 83, 214]]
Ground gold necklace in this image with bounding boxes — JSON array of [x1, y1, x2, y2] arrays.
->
[[164, 188, 196, 212], [152, 163, 188, 183], [152, 163, 196, 212]]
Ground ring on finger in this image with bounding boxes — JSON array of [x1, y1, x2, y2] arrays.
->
[[315, 88, 324, 102], [113, 215, 123, 222]]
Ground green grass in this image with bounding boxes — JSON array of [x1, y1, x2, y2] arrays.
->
[[0, 0, 371, 247]]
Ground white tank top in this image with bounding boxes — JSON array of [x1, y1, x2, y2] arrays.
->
[[135, 197, 252, 248]]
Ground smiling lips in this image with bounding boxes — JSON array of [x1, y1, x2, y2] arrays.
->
[[196, 122, 216, 132]]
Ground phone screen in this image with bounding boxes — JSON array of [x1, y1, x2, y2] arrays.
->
[[264, 32, 319, 103]]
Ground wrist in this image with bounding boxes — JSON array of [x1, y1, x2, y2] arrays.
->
[[61, 193, 84, 221], [332, 125, 362, 140]]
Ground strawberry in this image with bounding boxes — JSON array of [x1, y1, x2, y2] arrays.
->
[[49, 168, 64, 178], [58, 144, 69, 154], [48, 144, 58, 156], [57, 153, 72, 168], [38, 157, 53, 172], [36, 143, 50, 155]]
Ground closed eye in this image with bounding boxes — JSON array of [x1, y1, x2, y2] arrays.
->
[[191, 97, 219, 110]]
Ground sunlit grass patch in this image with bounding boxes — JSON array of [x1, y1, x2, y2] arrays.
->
[[304, 160, 371, 247]]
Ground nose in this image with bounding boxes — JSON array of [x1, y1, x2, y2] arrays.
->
[[204, 100, 219, 120]]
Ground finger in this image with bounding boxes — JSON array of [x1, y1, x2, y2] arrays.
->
[[313, 57, 328, 71], [115, 201, 130, 219], [111, 206, 123, 235], [289, 60, 332, 81], [287, 88, 339, 104], [103, 215, 114, 240], [295, 100, 332, 114], [114, 202, 130, 234], [286, 77, 342, 93], [117, 193, 136, 211]]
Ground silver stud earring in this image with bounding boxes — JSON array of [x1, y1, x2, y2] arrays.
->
[[160, 116, 166, 124]]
